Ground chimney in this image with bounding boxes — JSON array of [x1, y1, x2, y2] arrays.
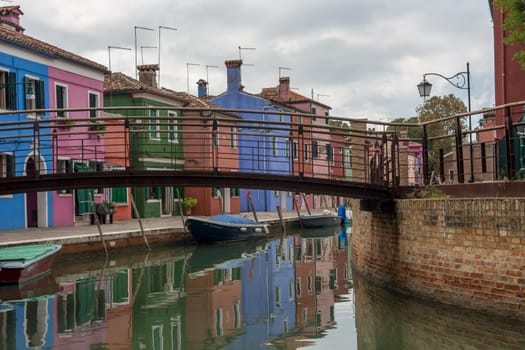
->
[[279, 76, 290, 102], [196, 79, 208, 98], [225, 59, 242, 93], [137, 64, 159, 88], [0, 6, 25, 33]]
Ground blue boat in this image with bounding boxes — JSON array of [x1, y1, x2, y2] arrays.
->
[[185, 214, 270, 243]]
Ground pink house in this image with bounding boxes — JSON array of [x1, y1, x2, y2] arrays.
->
[[51, 65, 108, 226]]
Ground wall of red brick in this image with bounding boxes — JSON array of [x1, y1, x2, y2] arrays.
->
[[351, 198, 525, 320]]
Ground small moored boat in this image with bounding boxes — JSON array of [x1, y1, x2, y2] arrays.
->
[[0, 243, 62, 284], [300, 211, 342, 229], [185, 214, 269, 244]]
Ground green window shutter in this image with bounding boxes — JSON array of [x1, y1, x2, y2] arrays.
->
[[112, 187, 127, 203], [35, 80, 45, 111], [6, 72, 16, 110], [6, 155, 14, 176]]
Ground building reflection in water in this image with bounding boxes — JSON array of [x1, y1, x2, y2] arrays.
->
[[3, 224, 523, 349], [0, 226, 345, 349]]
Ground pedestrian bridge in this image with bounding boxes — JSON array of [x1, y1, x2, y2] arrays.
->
[[0, 103, 523, 201]]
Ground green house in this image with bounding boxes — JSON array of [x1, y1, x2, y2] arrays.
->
[[104, 66, 187, 218]]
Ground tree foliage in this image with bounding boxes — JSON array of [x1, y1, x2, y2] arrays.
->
[[416, 94, 467, 172], [493, 0, 525, 69], [386, 116, 421, 139]]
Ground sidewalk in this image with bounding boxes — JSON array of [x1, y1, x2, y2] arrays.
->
[[0, 209, 326, 248]]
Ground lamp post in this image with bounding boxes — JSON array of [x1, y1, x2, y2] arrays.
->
[[417, 62, 474, 183]]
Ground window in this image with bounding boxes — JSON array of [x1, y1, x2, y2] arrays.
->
[[57, 159, 73, 194], [296, 278, 301, 296], [231, 188, 240, 197], [147, 186, 160, 200], [0, 154, 14, 177], [24, 77, 44, 115], [212, 187, 223, 198], [168, 111, 178, 143], [212, 128, 219, 146], [230, 127, 237, 149], [275, 286, 281, 308], [292, 141, 298, 159], [55, 84, 68, 118], [303, 143, 309, 160], [311, 107, 316, 121], [325, 111, 330, 124], [88, 92, 99, 119], [312, 140, 318, 158], [326, 144, 334, 164], [149, 108, 160, 139], [272, 137, 278, 156], [0, 70, 16, 110]]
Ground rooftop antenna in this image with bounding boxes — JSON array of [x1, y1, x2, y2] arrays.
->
[[317, 93, 330, 101], [108, 46, 131, 72], [140, 46, 157, 64], [278, 66, 292, 79], [134, 26, 155, 79], [186, 62, 200, 93], [158, 25, 177, 87], [205, 64, 219, 95]]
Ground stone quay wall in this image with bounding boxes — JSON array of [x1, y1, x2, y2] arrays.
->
[[351, 198, 525, 320]]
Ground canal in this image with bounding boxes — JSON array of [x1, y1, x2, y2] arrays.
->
[[0, 225, 524, 349]]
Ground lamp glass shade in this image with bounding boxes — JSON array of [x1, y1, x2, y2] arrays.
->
[[417, 79, 432, 97]]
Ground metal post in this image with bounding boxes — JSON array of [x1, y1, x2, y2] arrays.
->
[[422, 125, 429, 185], [466, 62, 474, 182], [504, 106, 515, 179], [455, 115, 465, 183]]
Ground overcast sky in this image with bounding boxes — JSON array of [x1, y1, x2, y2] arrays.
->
[[14, 0, 495, 121]]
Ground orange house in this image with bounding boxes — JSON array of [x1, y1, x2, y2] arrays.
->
[[183, 87, 241, 215]]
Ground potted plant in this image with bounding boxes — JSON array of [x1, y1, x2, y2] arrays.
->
[[183, 197, 197, 215]]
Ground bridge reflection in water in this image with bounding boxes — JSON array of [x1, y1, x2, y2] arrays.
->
[[1, 226, 523, 349]]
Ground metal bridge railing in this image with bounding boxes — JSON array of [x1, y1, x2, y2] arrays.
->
[[1, 101, 523, 196]]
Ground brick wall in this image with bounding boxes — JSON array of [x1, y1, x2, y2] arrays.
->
[[351, 198, 525, 320]]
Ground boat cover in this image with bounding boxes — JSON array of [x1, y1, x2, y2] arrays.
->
[[209, 214, 258, 225], [0, 244, 58, 262]]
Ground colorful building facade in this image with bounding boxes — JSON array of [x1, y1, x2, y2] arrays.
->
[[210, 59, 293, 212]]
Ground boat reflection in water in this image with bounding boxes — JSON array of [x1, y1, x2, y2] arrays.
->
[[0, 227, 350, 349]]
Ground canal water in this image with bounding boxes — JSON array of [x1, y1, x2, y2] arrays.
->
[[1, 225, 524, 350]]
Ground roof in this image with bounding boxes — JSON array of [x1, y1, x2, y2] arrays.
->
[[104, 72, 233, 110], [259, 86, 332, 110], [0, 23, 108, 73]]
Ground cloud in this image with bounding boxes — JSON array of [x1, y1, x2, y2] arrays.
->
[[15, 0, 495, 120]]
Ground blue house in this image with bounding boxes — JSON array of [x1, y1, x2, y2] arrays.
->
[[0, 7, 52, 229], [210, 59, 293, 212]]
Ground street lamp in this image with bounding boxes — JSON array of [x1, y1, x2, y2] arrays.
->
[[417, 62, 474, 183]]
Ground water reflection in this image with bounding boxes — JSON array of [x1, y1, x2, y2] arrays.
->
[[1, 224, 523, 349], [0, 226, 350, 349]]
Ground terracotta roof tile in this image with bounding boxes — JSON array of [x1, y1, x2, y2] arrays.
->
[[0, 24, 107, 72], [104, 72, 222, 109]]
